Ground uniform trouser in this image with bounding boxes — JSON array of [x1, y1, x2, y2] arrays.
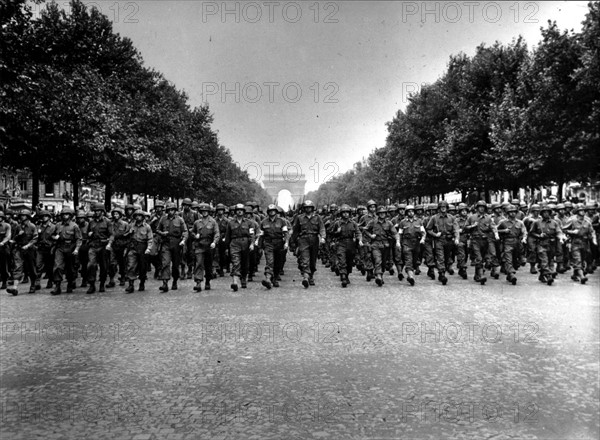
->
[[554, 239, 564, 265], [385, 240, 394, 271], [434, 238, 454, 272], [13, 247, 37, 282], [229, 238, 250, 278], [501, 240, 520, 275], [536, 240, 556, 275], [126, 242, 148, 281], [109, 242, 127, 280], [360, 242, 373, 270], [321, 239, 331, 263], [184, 236, 194, 269], [35, 246, 53, 282], [249, 246, 258, 275], [526, 236, 537, 264], [0, 245, 10, 282], [336, 239, 356, 276], [560, 242, 570, 267], [391, 240, 403, 271], [586, 241, 596, 270], [570, 240, 588, 271], [493, 240, 502, 267], [401, 239, 419, 272], [471, 236, 496, 269], [54, 244, 77, 283], [370, 243, 388, 276], [276, 248, 287, 276], [263, 239, 285, 277], [456, 239, 469, 269], [329, 240, 338, 268], [423, 239, 435, 268], [159, 239, 182, 281], [297, 235, 319, 276], [216, 239, 229, 271], [88, 245, 109, 283], [193, 242, 213, 282], [78, 243, 89, 279]]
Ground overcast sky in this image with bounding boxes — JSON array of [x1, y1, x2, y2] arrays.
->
[[75, 1, 590, 192]]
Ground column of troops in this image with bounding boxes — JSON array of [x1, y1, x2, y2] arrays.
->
[[0, 197, 598, 295]]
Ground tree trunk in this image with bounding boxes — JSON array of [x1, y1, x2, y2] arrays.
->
[[31, 167, 40, 211], [72, 178, 79, 209], [461, 189, 467, 203], [104, 180, 112, 211], [557, 180, 564, 202], [483, 186, 490, 203]]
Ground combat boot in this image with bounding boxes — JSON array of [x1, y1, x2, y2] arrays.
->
[[302, 273, 310, 288], [86, 283, 96, 294], [427, 267, 435, 279], [308, 274, 315, 286], [447, 267, 455, 276], [51, 282, 62, 295], [205, 280, 211, 291], [241, 276, 248, 289], [341, 274, 348, 288], [529, 263, 538, 274], [375, 274, 383, 286], [231, 275, 240, 292], [366, 270, 373, 282], [407, 270, 415, 286], [159, 281, 169, 292], [458, 268, 468, 279], [106, 277, 116, 288], [119, 277, 126, 286], [66, 281, 75, 293], [125, 280, 134, 294], [193, 281, 202, 292], [1, 281, 7, 290], [138, 280, 145, 291], [578, 269, 588, 285], [99, 281, 106, 292], [491, 266, 500, 279], [35, 280, 41, 290], [6, 282, 18, 296], [28, 282, 36, 294], [556, 262, 566, 274], [261, 275, 272, 290], [438, 271, 448, 286], [171, 279, 178, 290]]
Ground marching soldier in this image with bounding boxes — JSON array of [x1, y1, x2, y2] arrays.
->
[[524, 204, 541, 274], [50, 208, 82, 295], [108, 206, 130, 288], [277, 206, 292, 280], [497, 204, 527, 285], [529, 205, 564, 285], [397, 205, 425, 285], [490, 203, 505, 279], [76, 210, 90, 287], [563, 203, 596, 284], [426, 200, 460, 285], [35, 210, 56, 290], [149, 201, 164, 278], [332, 204, 362, 287], [0, 211, 12, 291], [291, 200, 326, 288], [180, 198, 199, 279], [156, 202, 188, 292], [225, 203, 256, 291], [191, 203, 219, 292], [554, 203, 570, 273], [244, 205, 261, 281], [358, 200, 377, 280], [214, 203, 230, 276], [465, 200, 499, 285], [455, 203, 470, 279], [125, 209, 153, 293], [422, 203, 437, 280], [365, 206, 400, 286], [87, 203, 113, 294], [7, 209, 38, 295], [258, 204, 289, 289]]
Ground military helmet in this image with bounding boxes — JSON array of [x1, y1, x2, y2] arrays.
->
[[574, 203, 585, 212], [112, 206, 124, 215], [415, 204, 423, 211], [155, 201, 165, 208], [191, 201, 199, 209], [387, 205, 398, 212], [556, 203, 565, 210], [244, 206, 253, 214], [405, 205, 415, 211], [475, 200, 486, 208], [438, 200, 449, 208], [366, 200, 377, 207], [86, 211, 94, 219], [564, 201, 573, 209], [540, 204, 552, 212], [165, 202, 177, 211], [585, 202, 596, 210], [19, 208, 32, 217], [125, 204, 134, 210], [329, 203, 338, 211], [215, 203, 227, 211], [76, 210, 86, 218], [38, 209, 51, 217], [376, 206, 387, 214], [133, 209, 145, 217], [198, 203, 210, 211], [340, 204, 352, 213], [277, 206, 284, 214], [491, 202, 501, 210], [0, 211, 5, 218], [92, 202, 105, 212], [457, 203, 468, 211], [266, 204, 278, 213], [303, 200, 315, 209], [448, 204, 456, 211], [234, 203, 245, 212], [530, 204, 540, 211], [61, 207, 75, 216], [501, 201, 510, 209], [506, 204, 517, 213], [357, 205, 366, 211], [547, 204, 557, 211], [519, 201, 527, 208], [182, 198, 192, 206], [398, 203, 407, 210]]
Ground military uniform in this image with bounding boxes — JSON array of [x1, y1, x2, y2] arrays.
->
[[365, 208, 399, 286], [563, 205, 596, 284], [455, 204, 470, 279], [181, 200, 199, 279], [0, 212, 12, 289], [426, 203, 459, 285], [9, 211, 38, 294], [125, 211, 153, 292], [465, 201, 499, 284], [35, 212, 56, 290], [529, 208, 563, 284], [497, 207, 527, 284], [191, 208, 220, 291], [331, 205, 362, 287], [291, 202, 326, 287], [259, 206, 289, 289], [51, 210, 82, 294], [109, 209, 131, 287], [225, 206, 256, 291], [397, 208, 425, 285], [76, 212, 90, 287], [87, 206, 113, 293], [157, 205, 188, 291]]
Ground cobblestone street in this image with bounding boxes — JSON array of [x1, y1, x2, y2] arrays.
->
[[1, 264, 598, 440]]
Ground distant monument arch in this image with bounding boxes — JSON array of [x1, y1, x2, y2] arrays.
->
[[262, 173, 307, 207]]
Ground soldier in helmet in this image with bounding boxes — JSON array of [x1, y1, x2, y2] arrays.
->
[[34, 209, 56, 290], [358, 200, 377, 281], [86, 202, 113, 293], [180, 198, 199, 279], [497, 204, 527, 285], [553, 203, 569, 273], [50, 208, 82, 295], [331, 204, 362, 287], [108, 206, 131, 288], [190, 203, 219, 292], [156, 202, 188, 292], [422, 203, 438, 280], [7, 209, 38, 295], [464, 200, 499, 285], [455, 203, 471, 279], [124, 209, 153, 293], [397, 205, 425, 285], [258, 204, 289, 289], [563, 204, 597, 284], [529, 205, 564, 285], [365, 206, 400, 286], [426, 201, 460, 285], [212, 204, 230, 277], [124, 204, 135, 222], [149, 201, 165, 278], [244, 205, 261, 281], [0, 210, 11, 291], [75, 210, 90, 287], [225, 203, 256, 291], [323, 204, 339, 272], [291, 200, 326, 288], [277, 206, 292, 280], [523, 204, 541, 274]]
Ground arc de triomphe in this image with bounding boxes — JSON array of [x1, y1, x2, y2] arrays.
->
[[262, 173, 307, 207]]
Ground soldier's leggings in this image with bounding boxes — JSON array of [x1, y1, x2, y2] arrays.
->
[[263, 239, 284, 277], [297, 235, 319, 276], [370, 243, 388, 276], [193, 241, 213, 282], [13, 247, 37, 282], [422, 238, 435, 268], [109, 242, 127, 280], [54, 244, 78, 283], [526, 236, 537, 264], [229, 238, 250, 278], [0, 245, 10, 282], [360, 242, 373, 271], [185, 236, 195, 270], [434, 238, 454, 272], [78, 243, 89, 280], [329, 240, 338, 269], [471, 236, 496, 269], [501, 240, 519, 275], [456, 239, 469, 269], [87, 246, 109, 283], [401, 239, 419, 272], [159, 240, 181, 281], [35, 246, 54, 282], [391, 240, 403, 272], [335, 239, 356, 276], [536, 240, 556, 276], [126, 242, 148, 281], [217, 239, 229, 272]]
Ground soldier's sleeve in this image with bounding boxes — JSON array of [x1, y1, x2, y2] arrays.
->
[[30, 224, 39, 246], [146, 225, 154, 247], [180, 217, 189, 241], [425, 216, 437, 237], [519, 220, 527, 241], [107, 221, 115, 245], [74, 224, 83, 252], [353, 221, 362, 242], [212, 219, 220, 245], [390, 223, 400, 242], [452, 217, 459, 241], [290, 217, 300, 244], [225, 222, 232, 247], [1, 224, 11, 245]]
